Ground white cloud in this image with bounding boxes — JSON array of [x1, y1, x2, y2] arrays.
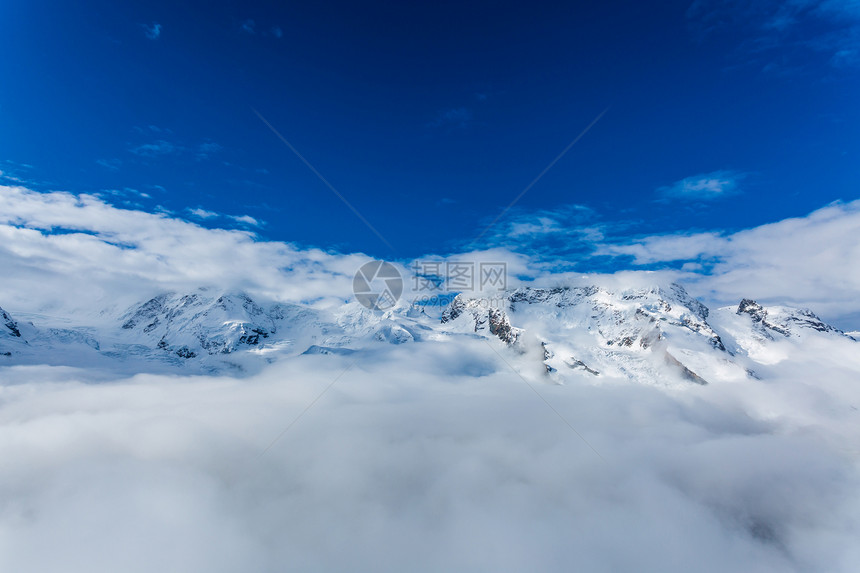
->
[[187, 207, 261, 227], [0, 170, 27, 184], [0, 185, 367, 314], [188, 207, 219, 219], [657, 170, 744, 201], [230, 214, 261, 227], [3, 184, 860, 569], [1, 335, 859, 571], [597, 200, 860, 326]]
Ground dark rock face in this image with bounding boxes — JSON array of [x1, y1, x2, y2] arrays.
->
[[566, 358, 599, 376], [176, 346, 197, 359], [487, 308, 518, 345], [122, 295, 168, 330], [737, 299, 765, 320], [1, 307, 21, 338], [737, 298, 788, 337], [737, 298, 840, 338], [441, 295, 521, 345], [783, 309, 839, 334], [664, 352, 708, 385]]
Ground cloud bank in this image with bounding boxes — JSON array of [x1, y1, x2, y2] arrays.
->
[[2, 184, 860, 570], [1, 338, 859, 572], [3, 183, 860, 328], [599, 199, 860, 326], [0, 185, 366, 315]]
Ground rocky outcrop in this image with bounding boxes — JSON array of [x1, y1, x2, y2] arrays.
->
[[737, 298, 842, 338], [1, 307, 21, 338]]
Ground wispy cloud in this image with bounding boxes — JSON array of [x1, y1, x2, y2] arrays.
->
[[142, 22, 162, 40], [657, 170, 744, 201], [467, 203, 609, 262], [688, 0, 860, 71], [100, 187, 151, 200], [134, 125, 173, 135], [129, 136, 223, 162], [0, 162, 39, 186], [241, 19, 256, 34], [231, 214, 261, 227], [188, 207, 262, 228], [129, 140, 180, 157], [188, 207, 219, 219], [272, 26, 283, 38], [429, 107, 473, 129], [0, 170, 28, 185], [95, 158, 121, 171], [196, 141, 223, 160]]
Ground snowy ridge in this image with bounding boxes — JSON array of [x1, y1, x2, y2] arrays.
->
[[0, 283, 854, 384], [0, 305, 25, 356], [441, 283, 734, 386]]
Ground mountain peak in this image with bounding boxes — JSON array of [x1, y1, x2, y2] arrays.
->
[[736, 298, 842, 338]]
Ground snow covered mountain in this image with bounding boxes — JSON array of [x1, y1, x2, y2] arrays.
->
[[0, 282, 854, 384], [0, 306, 25, 356], [442, 283, 734, 385]]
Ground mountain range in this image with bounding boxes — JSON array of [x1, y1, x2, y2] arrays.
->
[[2, 281, 854, 385]]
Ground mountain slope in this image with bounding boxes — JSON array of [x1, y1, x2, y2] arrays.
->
[[0, 282, 854, 384], [440, 283, 738, 386], [0, 306, 25, 356]]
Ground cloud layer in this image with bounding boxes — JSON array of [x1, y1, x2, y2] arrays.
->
[[0, 185, 366, 315], [599, 199, 860, 326], [2, 184, 860, 570], [1, 337, 859, 572], [3, 183, 860, 329]]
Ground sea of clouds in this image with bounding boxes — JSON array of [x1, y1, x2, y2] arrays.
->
[[2, 184, 860, 571]]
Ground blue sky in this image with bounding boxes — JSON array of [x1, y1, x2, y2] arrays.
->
[[1, 0, 858, 261]]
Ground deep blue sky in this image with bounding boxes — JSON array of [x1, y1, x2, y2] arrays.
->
[[1, 0, 858, 260]]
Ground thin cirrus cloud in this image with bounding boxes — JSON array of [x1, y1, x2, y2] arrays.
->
[[188, 207, 261, 227], [95, 158, 122, 171], [142, 22, 161, 40], [687, 0, 860, 70], [129, 140, 180, 157], [196, 141, 223, 160], [129, 139, 223, 160], [657, 170, 744, 201], [429, 107, 473, 129], [239, 19, 283, 38]]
